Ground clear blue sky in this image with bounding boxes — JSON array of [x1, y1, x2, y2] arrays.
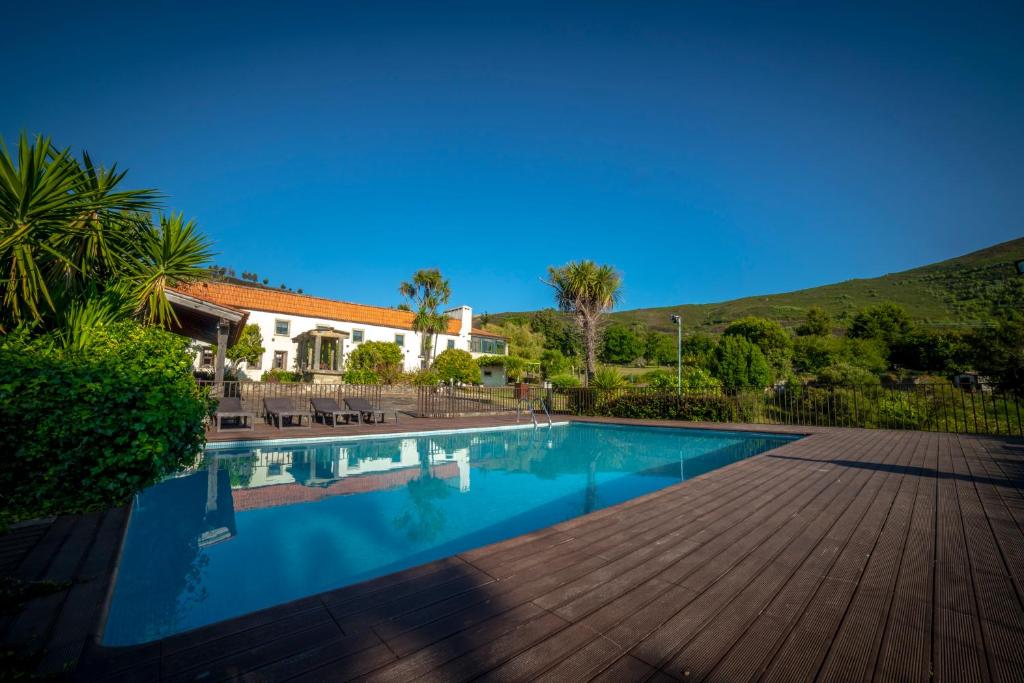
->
[[2, 1, 1022, 314]]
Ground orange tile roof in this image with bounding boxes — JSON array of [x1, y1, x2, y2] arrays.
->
[[175, 281, 462, 334], [471, 327, 507, 339]]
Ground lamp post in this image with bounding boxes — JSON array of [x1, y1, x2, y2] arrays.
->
[[671, 314, 682, 394]]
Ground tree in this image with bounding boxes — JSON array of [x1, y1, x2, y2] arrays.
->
[[600, 324, 645, 364], [0, 133, 212, 341], [488, 320, 544, 360], [399, 268, 451, 368], [225, 324, 265, 370], [722, 316, 793, 378], [796, 307, 832, 336], [540, 348, 572, 378], [545, 261, 622, 383], [972, 315, 1024, 393], [848, 303, 913, 348], [681, 332, 716, 370], [711, 336, 772, 387], [644, 330, 677, 366], [432, 348, 481, 384]]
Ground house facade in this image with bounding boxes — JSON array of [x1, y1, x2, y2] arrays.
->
[[177, 281, 506, 380]]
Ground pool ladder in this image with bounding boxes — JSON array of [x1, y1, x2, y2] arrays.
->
[[516, 397, 552, 428]]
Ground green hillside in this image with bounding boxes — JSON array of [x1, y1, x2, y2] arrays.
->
[[484, 236, 1024, 334]]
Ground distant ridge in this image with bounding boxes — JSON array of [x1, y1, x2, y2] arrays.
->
[[481, 236, 1024, 334]]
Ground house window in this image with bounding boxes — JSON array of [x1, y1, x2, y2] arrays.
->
[[201, 348, 214, 367], [447, 339, 455, 350], [273, 351, 288, 369], [274, 319, 290, 336], [471, 336, 506, 354], [352, 329, 364, 343], [394, 334, 405, 347]]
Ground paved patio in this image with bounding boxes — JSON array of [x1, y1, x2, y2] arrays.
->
[[3, 417, 1022, 681]]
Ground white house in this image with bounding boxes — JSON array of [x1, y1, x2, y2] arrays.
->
[[177, 281, 506, 380]]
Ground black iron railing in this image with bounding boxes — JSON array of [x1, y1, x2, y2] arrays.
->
[[198, 381, 382, 417], [416, 382, 1023, 437]]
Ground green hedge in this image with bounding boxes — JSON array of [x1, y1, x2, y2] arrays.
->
[[0, 323, 213, 525], [597, 392, 734, 421]]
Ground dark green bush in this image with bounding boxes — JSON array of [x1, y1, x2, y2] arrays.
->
[[260, 368, 303, 383], [579, 390, 733, 421], [0, 323, 212, 525]]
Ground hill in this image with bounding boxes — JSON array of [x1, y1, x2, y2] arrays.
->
[[482, 236, 1024, 334]]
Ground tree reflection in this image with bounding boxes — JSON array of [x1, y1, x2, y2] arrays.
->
[[393, 451, 452, 542]]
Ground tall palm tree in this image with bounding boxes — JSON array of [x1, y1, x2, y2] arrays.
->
[[0, 132, 212, 339], [545, 261, 621, 383], [399, 268, 452, 368]]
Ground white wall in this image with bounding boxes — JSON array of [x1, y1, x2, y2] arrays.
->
[[196, 305, 476, 379]]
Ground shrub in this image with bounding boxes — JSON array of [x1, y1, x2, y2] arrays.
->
[[347, 341, 404, 384], [540, 349, 572, 378], [816, 363, 882, 386], [260, 368, 302, 383], [343, 368, 380, 384], [596, 392, 733, 421], [0, 323, 212, 526], [408, 369, 440, 386], [432, 349, 481, 384], [591, 365, 626, 390], [643, 367, 722, 390], [712, 336, 772, 387], [548, 373, 581, 389]]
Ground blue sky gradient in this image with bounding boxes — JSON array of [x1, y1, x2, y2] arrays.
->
[[2, 1, 1022, 313]]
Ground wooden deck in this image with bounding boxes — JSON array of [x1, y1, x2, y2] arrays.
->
[[3, 418, 1023, 681]]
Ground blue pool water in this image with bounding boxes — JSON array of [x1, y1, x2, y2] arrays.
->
[[102, 423, 796, 645]]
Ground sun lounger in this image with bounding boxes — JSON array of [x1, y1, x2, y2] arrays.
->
[[212, 396, 255, 432], [345, 397, 386, 424], [263, 397, 312, 429], [310, 397, 359, 427]]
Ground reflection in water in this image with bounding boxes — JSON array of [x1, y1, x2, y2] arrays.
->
[[103, 424, 796, 646]]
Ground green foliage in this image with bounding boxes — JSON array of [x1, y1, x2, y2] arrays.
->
[[432, 348, 481, 384], [712, 336, 772, 387], [722, 316, 793, 378], [260, 368, 303, 383], [503, 356, 527, 382], [972, 315, 1024, 393], [641, 368, 677, 389], [0, 322, 211, 525], [681, 332, 717, 370], [848, 303, 913, 348], [347, 341, 404, 383], [485, 321, 543, 360], [644, 330, 677, 366], [792, 335, 887, 376], [225, 324, 265, 368], [593, 392, 733, 421], [530, 308, 582, 357], [796, 307, 832, 336], [890, 329, 971, 374], [0, 133, 212, 333], [548, 373, 582, 389], [540, 348, 572, 378], [816, 363, 882, 386], [600, 324, 646, 364], [342, 368, 380, 384], [591, 365, 627, 390], [407, 369, 440, 386]]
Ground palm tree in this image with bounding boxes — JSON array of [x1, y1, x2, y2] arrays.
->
[[545, 261, 621, 383], [399, 268, 452, 368], [0, 133, 212, 340]]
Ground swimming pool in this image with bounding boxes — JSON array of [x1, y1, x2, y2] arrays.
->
[[102, 422, 797, 645]]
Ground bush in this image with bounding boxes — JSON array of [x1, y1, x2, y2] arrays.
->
[[407, 369, 440, 386], [540, 349, 572, 378], [432, 349, 481, 384], [597, 392, 733, 421], [342, 368, 380, 384], [347, 341, 404, 384], [816, 363, 881, 386], [548, 373, 581, 389], [712, 336, 772, 387], [0, 323, 212, 526], [591, 365, 627, 390], [260, 368, 302, 383]]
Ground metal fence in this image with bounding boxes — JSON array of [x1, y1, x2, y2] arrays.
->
[[416, 382, 1023, 437], [198, 381, 382, 418]]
